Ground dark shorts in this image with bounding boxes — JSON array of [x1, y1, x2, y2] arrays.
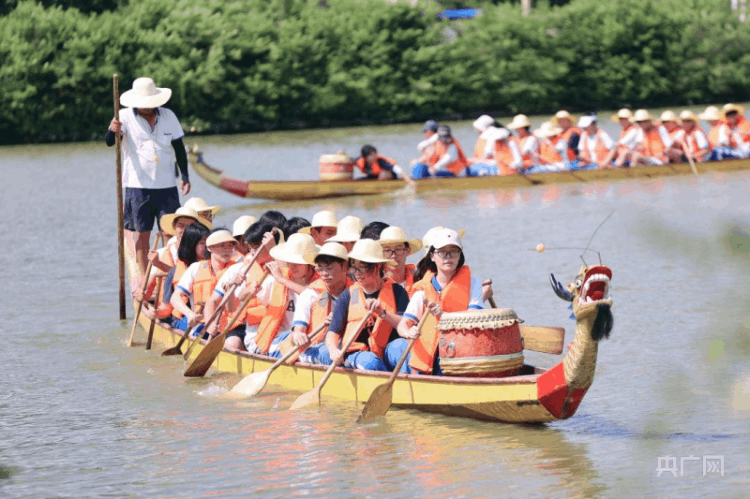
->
[[225, 326, 246, 341], [123, 187, 180, 233]]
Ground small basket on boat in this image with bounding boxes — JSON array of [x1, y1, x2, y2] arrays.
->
[[319, 152, 354, 181], [436, 309, 525, 378]]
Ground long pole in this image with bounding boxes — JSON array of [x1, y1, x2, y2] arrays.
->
[[113, 75, 127, 320]]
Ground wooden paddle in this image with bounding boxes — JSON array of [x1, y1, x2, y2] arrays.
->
[[183, 273, 267, 377], [113, 74, 126, 321], [482, 279, 497, 308], [145, 277, 163, 350], [222, 323, 329, 399], [680, 139, 699, 176], [289, 303, 376, 410], [519, 326, 565, 355], [126, 237, 160, 346], [356, 312, 432, 423]]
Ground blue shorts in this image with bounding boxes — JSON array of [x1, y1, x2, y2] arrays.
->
[[123, 187, 180, 233]]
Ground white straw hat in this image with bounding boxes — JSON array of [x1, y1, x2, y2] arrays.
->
[[269, 233, 317, 265], [699, 106, 721, 121], [378, 226, 423, 256], [183, 197, 221, 215], [159, 207, 211, 236], [299, 210, 338, 234], [326, 216, 363, 243], [206, 230, 236, 247], [550, 110, 576, 126], [472, 115, 495, 132], [534, 121, 563, 138], [347, 239, 397, 266], [303, 242, 349, 265], [611, 108, 633, 123], [120, 77, 172, 109], [631, 109, 655, 122], [577, 115, 596, 128], [659, 110, 678, 122], [482, 127, 510, 141], [507, 114, 532, 130], [679, 110, 700, 123], [429, 228, 464, 251], [232, 215, 256, 237], [722, 103, 745, 117]]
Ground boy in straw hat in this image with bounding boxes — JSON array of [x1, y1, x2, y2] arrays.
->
[[549, 110, 581, 162], [320, 239, 410, 371], [699, 106, 723, 149], [616, 109, 673, 167], [183, 197, 221, 225], [169, 229, 237, 336], [106, 77, 190, 277], [532, 121, 566, 172], [299, 210, 338, 245], [679, 111, 711, 162], [378, 226, 423, 296], [715, 103, 750, 160], [326, 215, 363, 252]]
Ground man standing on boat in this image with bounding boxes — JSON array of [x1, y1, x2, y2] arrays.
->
[[105, 77, 191, 281]]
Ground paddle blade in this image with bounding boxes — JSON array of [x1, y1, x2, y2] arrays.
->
[[289, 388, 320, 411], [183, 335, 223, 377], [222, 370, 271, 399], [356, 384, 393, 423], [161, 345, 183, 356], [519, 326, 565, 355]]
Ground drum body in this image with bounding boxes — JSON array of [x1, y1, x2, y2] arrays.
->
[[319, 153, 354, 181], [436, 309, 524, 378]]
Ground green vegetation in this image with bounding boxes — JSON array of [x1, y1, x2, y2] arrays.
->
[[0, 0, 748, 144]]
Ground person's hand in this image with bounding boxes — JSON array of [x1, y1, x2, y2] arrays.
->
[[132, 287, 145, 303], [229, 271, 246, 289], [482, 281, 494, 303], [265, 261, 282, 280], [428, 166, 437, 177], [402, 324, 421, 340], [291, 330, 310, 348], [262, 231, 277, 250], [109, 118, 122, 133], [324, 313, 333, 325], [206, 322, 219, 338], [427, 301, 442, 318], [238, 281, 261, 302], [187, 310, 204, 327], [365, 298, 384, 318], [179, 180, 191, 196], [147, 249, 159, 265], [329, 347, 344, 366]]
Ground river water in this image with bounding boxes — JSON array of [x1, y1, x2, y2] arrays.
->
[[2, 115, 750, 497]]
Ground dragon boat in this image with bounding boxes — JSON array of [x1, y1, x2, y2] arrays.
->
[[127, 247, 615, 424], [187, 146, 750, 201]]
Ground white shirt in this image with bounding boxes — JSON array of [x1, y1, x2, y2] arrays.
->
[[402, 276, 484, 324], [417, 133, 439, 152], [619, 125, 673, 151], [291, 286, 347, 331], [518, 135, 539, 155], [120, 107, 184, 189], [580, 129, 615, 163]]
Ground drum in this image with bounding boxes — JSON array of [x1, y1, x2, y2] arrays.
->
[[436, 308, 525, 378], [319, 153, 354, 181]]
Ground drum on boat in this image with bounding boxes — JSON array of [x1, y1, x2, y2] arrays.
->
[[319, 152, 354, 181], [436, 309, 525, 378]]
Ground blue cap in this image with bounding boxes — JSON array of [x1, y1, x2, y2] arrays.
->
[[421, 119, 439, 132]]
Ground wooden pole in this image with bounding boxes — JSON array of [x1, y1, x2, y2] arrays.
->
[[114, 74, 126, 320]]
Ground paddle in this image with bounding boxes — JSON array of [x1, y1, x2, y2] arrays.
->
[[680, 139, 699, 176], [113, 74, 126, 321], [126, 237, 160, 346], [519, 325, 565, 355], [145, 276, 163, 350], [356, 312, 432, 423], [482, 279, 497, 308], [289, 303, 376, 410], [183, 272, 268, 377], [222, 323, 329, 399]]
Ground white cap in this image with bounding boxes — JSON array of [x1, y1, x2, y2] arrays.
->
[[429, 228, 463, 251], [472, 115, 495, 132], [232, 215, 256, 237], [577, 115, 596, 128]]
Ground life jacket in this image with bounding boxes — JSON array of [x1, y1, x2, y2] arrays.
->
[[473, 137, 488, 159], [708, 124, 721, 149], [538, 138, 562, 164], [342, 279, 398, 357], [617, 125, 634, 156], [512, 135, 536, 169], [402, 264, 417, 296], [579, 130, 611, 165], [217, 261, 267, 331], [158, 241, 178, 268], [724, 116, 750, 148], [254, 268, 293, 354], [185, 258, 235, 323], [409, 266, 472, 373], [559, 127, 581, 160], [667, 128, 685, 151], [355, 155, 397, 177], [637, 128, 668, 162], [428, 139, 470, 175], [494, 141, 518, 175]]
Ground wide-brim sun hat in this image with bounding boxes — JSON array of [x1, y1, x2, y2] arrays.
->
[[429, 228, 464, 251], [326, 215, 363, 243], [303, 242, 349, 266], [550, 110, 576, 126], [378, 226, 423, 256], [120, 77, 172, 109], [659, 110, 678, 123], [507, 114, 532, 129], [611, 108, 633, 123], [482, 127, 510, 142], [183, 197, 221, 215], [534, 121, 563, 138], [699, 106, 721, 121], [232, 215, 256, 237], [422, 226, 466, 254], [577, 115, 596, 129], [299, 210, 338, 234], [160, 207, 211, 236], [269, 233, 317, 265], [679, 110, 700, 123], [472, 115, 495, 132], [206, 229, 236, 247], [347, 239, 397, 267], [631, 109, 654, 123], [722, 103, 745, 117]]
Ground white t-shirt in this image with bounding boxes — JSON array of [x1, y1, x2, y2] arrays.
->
[[402, 275, 484, 324], [120, 107, 185, 189], [234, 275, 299, 348], [417, 133, 439, 152]]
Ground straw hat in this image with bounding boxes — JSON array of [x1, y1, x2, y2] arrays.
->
[[183, 197, 221, 216], [550, 110, 576, 126], [347, 239, 397, 267], [577, 115, 596, 128], [298, 210, 338, 234], [422, 226, 466, 254], [232, 215, 256, 237], [631, 109, 654, 122], [160, 207, 211, 235], [699, 106, 721, 121], [611, 109, 633, 123], [659, 110, 678, 123], [378, 226, 423, 256], [472, 115, 495, 132], [206, 229, 236, 247], [429, 228, 464, 250], [534, 121, 563, 138], [326, 215, 363, 243], [120, 77, 172, 109], [269, 233, 317, 265], [679, 110, 700, 123], [722, 103, 745, 117], [303, 242, 349, 265], [506, 114, 532, 129], [481, 127, 510, 141]]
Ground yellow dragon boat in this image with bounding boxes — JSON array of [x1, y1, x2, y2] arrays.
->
[[128, 247, 615, 424], [188, 147, 750, 201]]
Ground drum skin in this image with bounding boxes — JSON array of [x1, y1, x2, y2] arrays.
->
[[437, 309, 525, 378], [319, 153, 354, 181]]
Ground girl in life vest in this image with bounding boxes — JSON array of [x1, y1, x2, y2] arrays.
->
[[378, 226, 423, 296], [322, 239, 410, 371], [170, 229, 237, 337], [235, 233, 317, 355], [388, 228, 493, 375]]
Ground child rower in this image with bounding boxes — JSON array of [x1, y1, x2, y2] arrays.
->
[[679, 111, 711, 162], [356, 145, 414, 186], [699, 106, 722, 150], [378, 226, 422, 296], [183, 197, 221, 226], [715, 103, 750, 160], [389, 228, 493, 375], [412, 125, 470, 178], [319, 239, 410, 371], [506, 114, 539, 171], [169, 229, 237, 337], [577, 115, 616, 169], [299, 210, 338, 245], [326, 215, 363, 252], [150, 207, 209, 274], [232, 215, 256, 262]]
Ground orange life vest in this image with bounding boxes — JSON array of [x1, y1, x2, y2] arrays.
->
[[355, 155, 397, 177], [342, 280, 397, 357], [494, 141, 517, 175], [637, 128, 668, 162], [159, 242, 177, 268], [539, 138, 562, 164], [559, 127, 581, 160], [512, 135, 536, 169], [188, 259, 235, 323], [473, 137, 488, 159], [409, 266, 472, 373], [218, 261, 267, 331], [708, 124, 721, 148], [617, 125, 634, 157], [579, 130, 611, 165], [254, 268, 293, 354], [725, 116, 750, 148], [429, 139, 470, 175]]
